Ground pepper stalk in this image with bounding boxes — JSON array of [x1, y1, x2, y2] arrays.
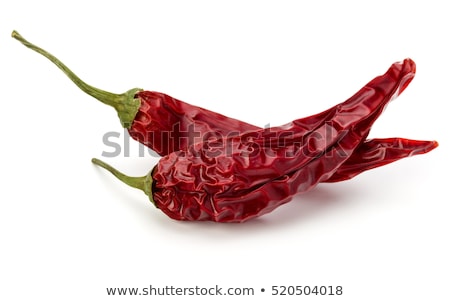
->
[[11, 30, 142, 128], [91, 158, 155, 205]]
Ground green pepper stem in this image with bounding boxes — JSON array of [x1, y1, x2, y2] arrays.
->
[[91, 158, 154, 205], [11, 30, 142, 128]]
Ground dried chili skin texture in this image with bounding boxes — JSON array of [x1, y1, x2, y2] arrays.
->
[[324, 138, 438, 182], [149, 59, 432, 222], [91, 59, 436, 222], [128, 91, 259, 155], [12, 31, 434, 182]]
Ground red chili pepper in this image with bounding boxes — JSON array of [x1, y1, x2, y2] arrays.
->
[[325, 138, 438, 182], [12, 31, 436, 183], [90, 59, 437, 222], [93, 138, 437, 222]]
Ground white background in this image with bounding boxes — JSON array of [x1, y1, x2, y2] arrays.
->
[[1, 1, 448, 300]]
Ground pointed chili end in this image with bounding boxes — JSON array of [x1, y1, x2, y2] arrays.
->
[[422, 140, 439, 154], [399, 139, 438, 157], [396, 58, 416, 95], [403, 139, 439, 155]]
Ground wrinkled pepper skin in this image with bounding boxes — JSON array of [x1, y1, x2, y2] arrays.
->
[[128, 91, 259, 155], [93, 59, 436, 222], [324, 138, 438, 182], [151, 59, 417, 222], [12, 31, 434, 183]]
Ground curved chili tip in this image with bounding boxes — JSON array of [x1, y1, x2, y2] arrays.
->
[[397, 58, 416, 95], [324, 138, 438, 182]]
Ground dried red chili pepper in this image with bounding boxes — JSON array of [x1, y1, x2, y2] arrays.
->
[[325, 138, 438, 182], [11, 31, 435, 182], [91, 59, 437, 222], [93, 138, 437, 222]]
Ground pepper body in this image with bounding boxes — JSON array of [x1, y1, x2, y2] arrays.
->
[[90, 58, 437, 222], [126, 62, 427, 184], [128, 91, 259, 155], [149, 59, 431, 222]]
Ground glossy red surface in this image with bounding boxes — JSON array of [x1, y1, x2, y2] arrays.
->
[[128, 60, 428, 184], [325, 138, 438, 182], [128, 91, 259, 155], [151, 59, 424, 222]]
